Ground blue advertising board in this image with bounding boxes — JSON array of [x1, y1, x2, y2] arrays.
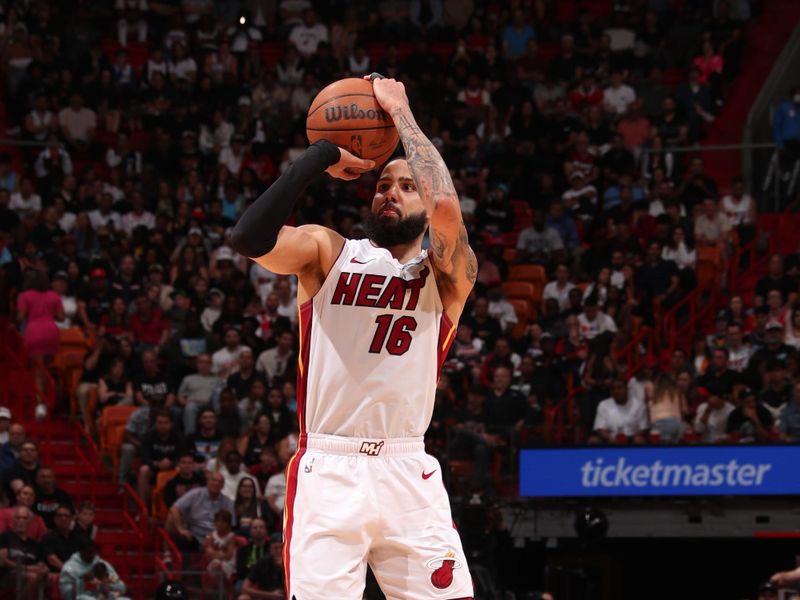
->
[[519, 446, 800, 497]]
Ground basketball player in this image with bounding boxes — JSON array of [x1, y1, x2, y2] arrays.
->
[[231, 75, 476, 599]]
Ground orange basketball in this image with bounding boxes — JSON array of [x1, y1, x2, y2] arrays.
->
[[306, 78, 400, 166]]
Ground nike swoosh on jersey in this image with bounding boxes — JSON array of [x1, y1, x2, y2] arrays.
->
[[422, 470, 436, 480], [350, 257, 373, 264]]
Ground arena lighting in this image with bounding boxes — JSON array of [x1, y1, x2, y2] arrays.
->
[[239, 15, 246, 25]]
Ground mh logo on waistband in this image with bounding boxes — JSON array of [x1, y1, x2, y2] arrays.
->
[[359, 441, 385, 456]]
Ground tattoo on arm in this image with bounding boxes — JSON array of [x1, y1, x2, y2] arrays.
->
[[392, 108, 458, 207], [393, 107, 476, 286]]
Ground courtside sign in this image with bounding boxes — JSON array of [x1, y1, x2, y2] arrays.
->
[[520, 446, 800, 497]]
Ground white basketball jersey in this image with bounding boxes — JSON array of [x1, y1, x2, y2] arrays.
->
[[297, 238, 455, 438]]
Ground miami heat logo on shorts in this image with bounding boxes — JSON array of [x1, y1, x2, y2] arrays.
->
[[426, 550, 463, 589]]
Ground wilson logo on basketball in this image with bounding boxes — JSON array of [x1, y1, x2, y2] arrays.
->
[[324, 104, 390, 123]]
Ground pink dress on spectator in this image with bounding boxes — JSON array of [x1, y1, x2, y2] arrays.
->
[[18, 289, 63, 357]]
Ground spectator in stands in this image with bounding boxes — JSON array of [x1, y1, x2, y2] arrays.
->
[[693, 387, 735, 443], [695, 198, 731, 259], [213, 327, 251, 378], [0, 424, 25, 472], [256, 331, 295, 387], [648, 375, 688, 443], [4, 441, 40, 495], [211, 448, 256, 501], [40, 504, 79, 572], [726, 388, 775, 443], [77, 268, 113, 331], [484, 365, 527, 443], [772, 85, 800, 153], [289, 9, 328, 59], [261, 387, 292, 441], [726, 321, 753, 372], [698, 348, 737, 396], [204, 508, 237, 583], [137, 409, 186, 504], [59, 539, 128, 600], [486, 287, 518, 336], [603, 71, 636, 116], [177, 353, 223, 434], [760, 361, 792, 423], [163, 452, 206, 508], [238, 532, 284, 600], [0, 506, 48, 594], [167, 472, 233, 552], [545, 201, 580, 253], [578, 297, 618, 341], [32, 467, 73, 529], [0, 485, 47, 539], [516, 209, 565, 266], [16, 270, 64, 401], [543, 263, 576, 313], [235, 516, 268, 593], [676, 66, 715, 139], [590, 378, 648, 444], [134, 349, 176, 407], [569, 72, 603, 111], [119, 393, 166, 486], [96, 357, 134, 420], [72, 501, 97, 542], [189, 408, 223, 465], [233, 477, 271, 535], [755, 254, 797, 308], [58, 92, 96, 151]]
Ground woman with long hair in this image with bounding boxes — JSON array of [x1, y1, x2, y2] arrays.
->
[[100, 296, 132, 340], [96, 357, 133, 415], [233, 476, 272, 534], [648, 374, 688, 443], [17, 269, 64, 414], [582, 267, 611, 309], [170, 244, 207, 291]]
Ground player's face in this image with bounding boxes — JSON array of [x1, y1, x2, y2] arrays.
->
[[372, 159, 426, 224]]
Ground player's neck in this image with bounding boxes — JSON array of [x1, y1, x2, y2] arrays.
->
[[370, 238, 423, 264]]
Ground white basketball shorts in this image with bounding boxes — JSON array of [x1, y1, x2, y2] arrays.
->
[[283, 433, 474, 600]]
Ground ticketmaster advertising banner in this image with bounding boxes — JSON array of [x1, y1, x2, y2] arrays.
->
[[519, 446, 800, 497]]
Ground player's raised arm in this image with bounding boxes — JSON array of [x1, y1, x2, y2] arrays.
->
[[370, 77, 477, 298], [230, 141, 373, 284]]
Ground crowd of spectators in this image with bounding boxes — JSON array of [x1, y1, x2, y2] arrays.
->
[[0, 414, 130, 597], [0, 0, 791, 597]]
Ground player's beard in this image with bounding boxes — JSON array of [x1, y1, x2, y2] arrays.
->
[[364, 209, 428, 248]]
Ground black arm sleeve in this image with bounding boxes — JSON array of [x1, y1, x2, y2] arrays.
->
[[231, 140, 340, 258]]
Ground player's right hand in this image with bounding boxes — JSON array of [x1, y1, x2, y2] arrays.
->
[[326, 147, 375, 181]]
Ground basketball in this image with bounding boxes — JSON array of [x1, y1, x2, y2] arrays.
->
[[306, 78, 400, 166]]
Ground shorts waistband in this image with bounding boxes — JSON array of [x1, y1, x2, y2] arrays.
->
[[301, 433, 425, 457]]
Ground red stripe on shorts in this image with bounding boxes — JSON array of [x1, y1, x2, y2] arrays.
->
[[282, 434, 307, 596]]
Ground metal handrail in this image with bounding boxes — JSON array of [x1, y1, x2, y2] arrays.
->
[[155, 527, 184, 576], [121, 483, 148, 600]]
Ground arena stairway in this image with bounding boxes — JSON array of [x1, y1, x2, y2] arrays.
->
[[702, 0, 800, 186], [0, 319, 156, 599], [29, 420, 156, 600]]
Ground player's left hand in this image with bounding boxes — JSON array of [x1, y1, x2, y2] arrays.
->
[[366, 74, 409, 114]]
